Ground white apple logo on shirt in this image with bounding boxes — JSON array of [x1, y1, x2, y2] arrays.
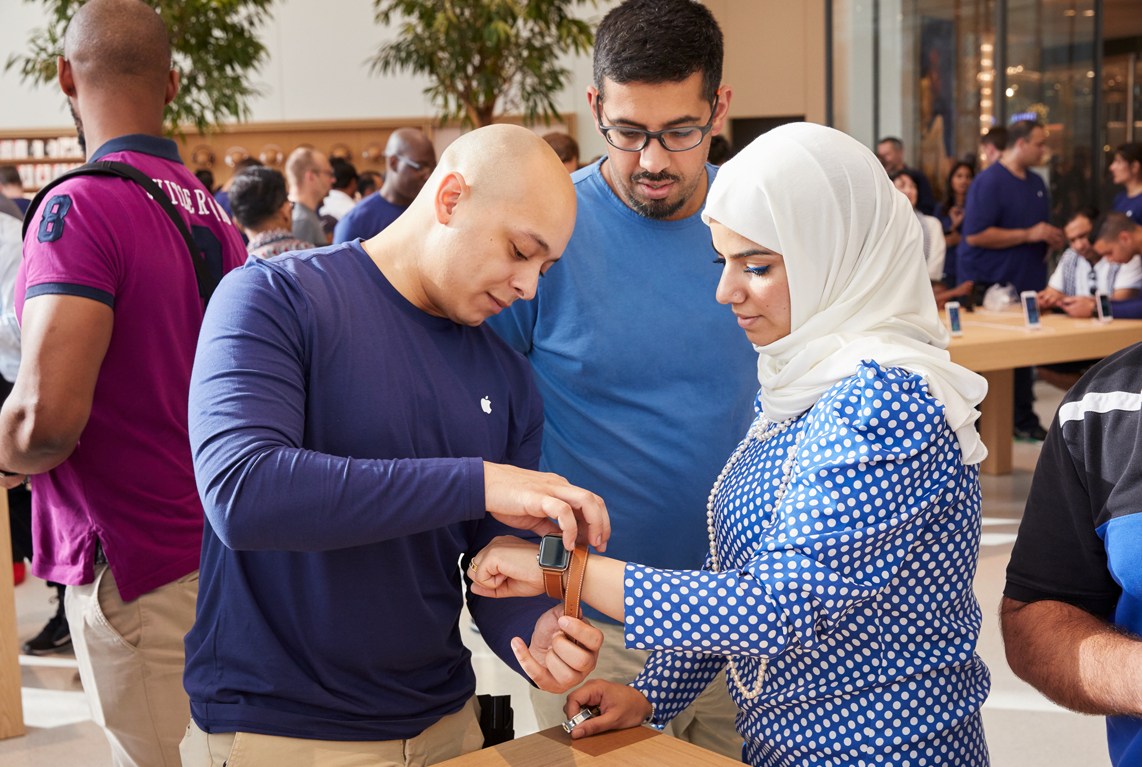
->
[[480, 396, 492, 414]]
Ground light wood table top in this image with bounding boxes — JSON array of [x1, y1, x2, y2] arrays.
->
[[437, 726, 742, 767], [947, 309, 1142, 371], [945, 309, 1142, 474]]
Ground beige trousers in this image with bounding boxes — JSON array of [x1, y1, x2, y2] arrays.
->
[[529, 620, 744, 761], [180, 697, 484, 767], [65, 564, 199, 767]]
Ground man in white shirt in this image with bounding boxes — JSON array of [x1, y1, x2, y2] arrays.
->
[[1039, 207, 1142, 317]]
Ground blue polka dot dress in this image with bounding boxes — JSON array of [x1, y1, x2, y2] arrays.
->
[[625, 362, 990, 766]]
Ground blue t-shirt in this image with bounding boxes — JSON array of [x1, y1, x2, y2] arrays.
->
[[333, 192, 406, 244], [958, 162, 1051, 292], [185, 242, 550, 740], [487, 160, 758, 624], [1113, 190, 1142, 221]]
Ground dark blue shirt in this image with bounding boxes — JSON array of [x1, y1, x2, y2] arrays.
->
[[958, 162, 1051, 293], [1113, 190, 1142, 222], [333, 192, 405, 244], [185, 242, 552, 740]]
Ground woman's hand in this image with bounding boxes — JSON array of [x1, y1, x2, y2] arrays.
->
[[563, 680, 653, 739], [468, 535, 545, 598]]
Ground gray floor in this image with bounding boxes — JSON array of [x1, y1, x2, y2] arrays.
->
[[0, 382, 1114, 765]]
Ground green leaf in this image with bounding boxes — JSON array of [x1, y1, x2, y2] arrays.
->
[[369, 0, 597, 128], [6, 0, 273, 136]]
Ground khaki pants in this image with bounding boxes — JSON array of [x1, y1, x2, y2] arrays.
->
[[180, 697, 484, 767], [65, 564, 198, 767], [529, 621, 744, 760]]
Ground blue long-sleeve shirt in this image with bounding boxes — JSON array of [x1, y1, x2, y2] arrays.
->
[[184, 242, 554, 741]]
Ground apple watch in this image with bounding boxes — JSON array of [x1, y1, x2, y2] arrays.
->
[[537, 534, 571, 600]]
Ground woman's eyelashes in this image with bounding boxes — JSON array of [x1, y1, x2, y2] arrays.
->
[[713, 257, 770, 276]]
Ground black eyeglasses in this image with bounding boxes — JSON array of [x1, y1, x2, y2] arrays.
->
[[595, 95, 719, 153], [397, 155, 435, 172]]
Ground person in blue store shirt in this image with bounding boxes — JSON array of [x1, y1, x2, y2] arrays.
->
[[486, 0, 757, 757], [958, 118, 1064, 441], [472, 123, 991, 767], [333, 128, 435, 244], [182, 125, 609, 765], [1109, 142, 1142, 221]]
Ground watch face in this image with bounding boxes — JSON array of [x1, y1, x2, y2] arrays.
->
[[537, 535, 571, 570]]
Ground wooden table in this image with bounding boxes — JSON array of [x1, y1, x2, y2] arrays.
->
[[438, 726, 742, 766], [947, 310, 1142, 474]]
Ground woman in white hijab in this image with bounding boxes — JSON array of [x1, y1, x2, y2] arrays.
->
[[469, 123, 991, 766]]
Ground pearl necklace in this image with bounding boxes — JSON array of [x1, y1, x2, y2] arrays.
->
[[705, 414, 803, 700]]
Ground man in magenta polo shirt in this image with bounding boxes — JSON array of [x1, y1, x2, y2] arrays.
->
[[0, 1, 245, 764]]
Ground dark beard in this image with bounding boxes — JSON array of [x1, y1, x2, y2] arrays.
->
[[68, 101, 86, 155], [626, 171, 687, 220]]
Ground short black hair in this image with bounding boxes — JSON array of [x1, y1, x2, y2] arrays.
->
[[330, 157, 358, 191], [229, 167, 289, 230], [593, 0, 723, 102], [981, 126, 1007, 151], [1068, 205, 1099, 226], [877, 136, 904, 151], [707, 134, 732, 165], [357, 171, 382, 197], [194, 168, 215, 192], [1115, 142, 1142, 172], [0, 165, 21, 187], [1096, 210, 1138, 242], [1008, 119, 1042, 145]]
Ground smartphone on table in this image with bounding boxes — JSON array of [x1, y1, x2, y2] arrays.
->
[[946, 301, 963, 337], [1020, 290, 1041, 329]]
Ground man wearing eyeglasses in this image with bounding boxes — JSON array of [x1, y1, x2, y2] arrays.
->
[[334, 127, 437, 245], [285, 146, 334, 246], [486, 0, 756, 758]]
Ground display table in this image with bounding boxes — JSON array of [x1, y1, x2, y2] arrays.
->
[[437, 725, 743, 766], [947, 310, 1142, 474]]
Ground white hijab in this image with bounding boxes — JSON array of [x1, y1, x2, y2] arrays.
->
[[703, 123, 987, 464]]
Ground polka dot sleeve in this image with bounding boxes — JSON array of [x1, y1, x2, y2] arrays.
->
[[619, 362, 987, 755], [622, 364, 961, 658]]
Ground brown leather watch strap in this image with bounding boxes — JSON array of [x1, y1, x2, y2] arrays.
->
[[542, 569, 564, 600], [563, 547, 589, 619]]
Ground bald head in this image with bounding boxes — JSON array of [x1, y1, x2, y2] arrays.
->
[[379, 124, 576, 326], [385, 128, 434, 159], [64, 0, 171, 92], [427, 124, 575, 215], [381, 128, 437, 206]]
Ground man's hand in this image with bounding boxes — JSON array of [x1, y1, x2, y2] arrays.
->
[[469, 535, 544, 598], [1060, 295, 1096, 318], [563, 680, 653, 739], [510, 607, 603, 693], [484, 462, 610, 552], [1027, 222, 1065, 250], [1037, 287, 1065, 310]]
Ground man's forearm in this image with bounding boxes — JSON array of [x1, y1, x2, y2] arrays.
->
[[1000, 597, 1142, 716], [966, 226, 1032, 250]]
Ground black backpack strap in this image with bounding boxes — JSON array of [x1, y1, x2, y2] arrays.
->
[[23, 160, 220, 306]]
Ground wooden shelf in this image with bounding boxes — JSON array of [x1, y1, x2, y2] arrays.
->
[[0, 114, 577, 193]]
